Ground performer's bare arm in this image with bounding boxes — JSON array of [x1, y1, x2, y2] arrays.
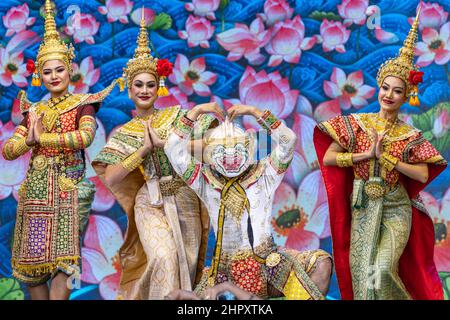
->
[[323, 141, 373, 166]]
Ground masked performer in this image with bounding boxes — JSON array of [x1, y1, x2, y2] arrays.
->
[[313, 10, 447, 300], [1, 0, 119, 300], [165, 103, 333, 300], [92, 9, 215, 300]]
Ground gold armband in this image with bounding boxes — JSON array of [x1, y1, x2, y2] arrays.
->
[[121, 152, 144, 172], [40, 133, 61, 148], [379, 152, 398, 172], [336, 152, 353, 167]]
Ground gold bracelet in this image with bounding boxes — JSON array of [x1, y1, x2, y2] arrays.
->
[[379, 152, 398, 172], [336, 152, 353, 167], [16, 138, 32, 154], [121, 151, 144, 172]]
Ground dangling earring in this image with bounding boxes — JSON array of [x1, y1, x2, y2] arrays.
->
[[157, 76, 169, 97], [32, 70, 41, 86]]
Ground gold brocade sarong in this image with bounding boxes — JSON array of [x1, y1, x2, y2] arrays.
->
[[349, 178, 412, 300], [131, 179, 203, 299]]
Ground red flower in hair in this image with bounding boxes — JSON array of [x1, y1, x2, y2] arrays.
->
[[26, 59, 35, 74], [156, 59, 173, 77], [408, 70, 424, 85]]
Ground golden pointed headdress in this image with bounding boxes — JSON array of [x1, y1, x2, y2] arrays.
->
[[376, 7, 423, 106], [32, 0, 75, 86], [121, 7, 170, 96]]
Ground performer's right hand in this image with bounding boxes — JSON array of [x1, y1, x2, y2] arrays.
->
[[25, 111, 37, 146]]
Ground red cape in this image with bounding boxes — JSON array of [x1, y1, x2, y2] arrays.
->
[[313, 127, 446, 300]]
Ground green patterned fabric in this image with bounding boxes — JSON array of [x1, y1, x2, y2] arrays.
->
[[350, 179, 412, 300]]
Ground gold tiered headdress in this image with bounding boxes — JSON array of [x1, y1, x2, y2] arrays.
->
[[31, 0, 75, 86], [121, 7, 172, 96], [376, 7, 423, 106]]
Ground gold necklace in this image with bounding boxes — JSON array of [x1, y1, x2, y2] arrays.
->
[[48, 93, 72, 108]]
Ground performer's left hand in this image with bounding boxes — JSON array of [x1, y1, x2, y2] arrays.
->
[[375, 129, 387, 159], [33, 112, 45, 144], [227, 104, 264, 121]]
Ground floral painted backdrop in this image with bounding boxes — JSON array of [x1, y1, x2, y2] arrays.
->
[[0, 0, 449, 300]]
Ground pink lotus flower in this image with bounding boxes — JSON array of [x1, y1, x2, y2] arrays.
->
[[84, 119, 116, 212], [271, 172, 331, 251], [185, 0, 220, 20], [320, 67, 375, 111], [64, 12, 100, 44], [216, 17, 271, 65], [0, 49, 28, 88], [81, 215, 124, 300], [178, 15, 215, 48], [0, 120, 31, 201], [257, 0, 294, 26], [316, 19, 351, 53], [168, 54, 217, 97], [265, 15, 316, 67], [432, 108, 450, 139], [0, 31, 39, 87], [409, 2, 449, 31], [155, 87, 195, 109], [130, 8, 155, 26], [2, 3, 35, 37], [236, 67, 298, 129], [337, 0, 368, 26], [420, 188, 450, 272], [98, 0, 134, 24], [415, 22, 450, 67], [69, 57, 100, 94]]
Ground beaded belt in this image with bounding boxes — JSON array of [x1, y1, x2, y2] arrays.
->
[[31, 154, 82, 191], [219, 236, 281, 268], [353, 178, 399, 206], [159, 178, 186, 197]]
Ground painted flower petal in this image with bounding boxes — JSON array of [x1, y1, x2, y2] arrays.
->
[[314, 99, 342, 122], [374, 28, 399, 44], [285, 228, 320, 251], [99, 272, 121, 300], [80, 247, 115, 284], [305, 202, 331, 238], [83, 215, 123, 261]]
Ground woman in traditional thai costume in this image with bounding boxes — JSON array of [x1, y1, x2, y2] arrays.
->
[[313, 10, 447, 300], [1, 0, 118, 300], [92, 9, 216, 300]]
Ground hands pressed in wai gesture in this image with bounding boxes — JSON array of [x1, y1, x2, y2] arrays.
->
[[26, 111, 44, 146], [140, 117, 166, 155], [367, 128, 387, 160]]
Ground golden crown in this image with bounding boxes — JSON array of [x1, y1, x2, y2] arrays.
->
[[376, 7, 422, 105], [34, 0, 75, 79], [122, 7, 159, 88]]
